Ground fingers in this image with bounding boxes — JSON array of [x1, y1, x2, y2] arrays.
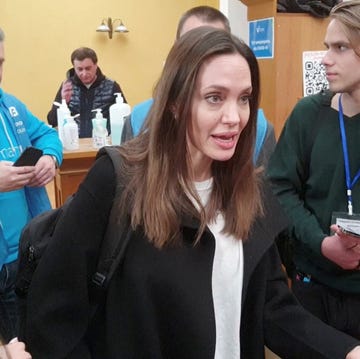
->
[[351, 244, 360, 254], [4, 341, 32, 359], [331, 224, 360, 249], [321, 234, 360, 270], [61, 80, 73, 102], [28, 156, 56, 187], [0, 166, 35, 191]]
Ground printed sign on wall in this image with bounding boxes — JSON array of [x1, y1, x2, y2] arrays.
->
[[302, 51, 329, 96], [249, 17, 274, 59]]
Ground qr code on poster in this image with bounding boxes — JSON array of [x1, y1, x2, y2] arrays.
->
[[303, 51, 329, 97]]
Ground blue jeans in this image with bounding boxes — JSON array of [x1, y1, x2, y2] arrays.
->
[[0, 260, 19, 342]]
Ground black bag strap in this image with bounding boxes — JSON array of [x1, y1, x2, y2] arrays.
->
[[91, 146, 132, 292]]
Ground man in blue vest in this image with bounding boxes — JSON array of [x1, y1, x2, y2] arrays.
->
[[122, 6, 276, 167], [0, 27, 63, 343]]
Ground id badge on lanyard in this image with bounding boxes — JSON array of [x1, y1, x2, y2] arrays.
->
[[332, 95, 360, 226]]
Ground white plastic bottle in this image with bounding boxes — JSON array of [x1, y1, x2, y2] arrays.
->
[[54, 99, 71, 145], [109, 93, 131, 145], [92, 109, 108, 148], [63, 115, 79, 150]]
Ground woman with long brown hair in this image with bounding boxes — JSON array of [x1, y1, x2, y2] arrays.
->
[[22, 27, 360, 358]]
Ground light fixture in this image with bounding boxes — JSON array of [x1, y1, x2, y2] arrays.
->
[[96, 17, 129, 39]]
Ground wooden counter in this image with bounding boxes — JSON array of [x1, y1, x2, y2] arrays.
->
[[54, 138, 99, 207]]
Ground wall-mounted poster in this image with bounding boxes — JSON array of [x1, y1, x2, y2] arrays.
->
[[302, 51, 329, 96], [249, 17, 274, 59]]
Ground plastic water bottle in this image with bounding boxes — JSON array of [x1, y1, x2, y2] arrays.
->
[[63, 115, 79, 150], [92, 109, 108, 148], [54, 99, 71, 145]]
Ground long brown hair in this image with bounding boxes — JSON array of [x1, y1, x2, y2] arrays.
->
[[119, 27, 263, 248]]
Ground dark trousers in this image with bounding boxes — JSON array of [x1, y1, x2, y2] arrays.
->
[[0, 260, 19, 342], [292, 272, 360, 340]]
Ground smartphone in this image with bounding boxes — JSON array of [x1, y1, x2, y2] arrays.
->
[[13, 147, 43, 167], [338, 225, 360, 238]]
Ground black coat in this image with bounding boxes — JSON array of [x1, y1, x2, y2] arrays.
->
[[22, 155, 360, 358]]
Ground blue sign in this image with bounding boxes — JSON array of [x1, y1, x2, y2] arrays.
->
[[249, 17, 274, 59]]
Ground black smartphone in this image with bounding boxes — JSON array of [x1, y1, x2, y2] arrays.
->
[[13, 147, 43, 167]]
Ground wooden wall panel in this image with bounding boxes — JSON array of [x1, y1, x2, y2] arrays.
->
[[240, 0, 329, 138]]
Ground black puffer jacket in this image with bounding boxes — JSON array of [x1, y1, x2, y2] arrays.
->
[[47, 67, 127, 138]]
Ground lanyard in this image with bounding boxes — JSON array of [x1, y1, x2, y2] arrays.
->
[[338, 94, 360, 215]]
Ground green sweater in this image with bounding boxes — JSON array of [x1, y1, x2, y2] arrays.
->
[[268, 91, 360, 293]]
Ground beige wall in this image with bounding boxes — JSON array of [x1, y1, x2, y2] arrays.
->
[[0, 0, 218, 121]]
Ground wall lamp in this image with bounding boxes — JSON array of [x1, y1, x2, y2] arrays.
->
[[96, 17, 129, 39]]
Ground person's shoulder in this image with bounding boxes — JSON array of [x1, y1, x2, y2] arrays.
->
[[287, 91, 334, 127], [294, 90, 334, 111], [133, 98, 154, 112], [1, 91, 28, 115], [1, 90, 23, 105], [102, 76, 117, 86], [81, 150, 118, 199]]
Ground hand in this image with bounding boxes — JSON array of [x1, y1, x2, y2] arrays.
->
[[0, 339, 32, 358], [346, 345, 360, 359], [0, 161, 35, 192], [321, 225, 360, 270], [27, 155, 56, 187], [61, 80, 73, 103], [331, 224, 360, 253]]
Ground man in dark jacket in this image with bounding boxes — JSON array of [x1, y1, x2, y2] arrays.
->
[[47, 47, 127, 138]]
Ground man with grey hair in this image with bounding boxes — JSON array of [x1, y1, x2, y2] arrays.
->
[[0, 27, 62, 344]]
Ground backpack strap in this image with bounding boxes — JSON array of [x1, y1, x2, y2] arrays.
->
[[91, 146, 132, 292]]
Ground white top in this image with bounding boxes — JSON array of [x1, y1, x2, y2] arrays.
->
[[193, 179, 243, 359]]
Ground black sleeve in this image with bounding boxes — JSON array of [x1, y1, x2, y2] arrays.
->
[[24, 155, 117, 359], [47, 85, 63, 127]]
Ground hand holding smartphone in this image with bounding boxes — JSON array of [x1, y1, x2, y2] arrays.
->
[[13, 147, 43, 167]]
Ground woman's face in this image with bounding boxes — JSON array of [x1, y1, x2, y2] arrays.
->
[[187, 53, 252, 181]]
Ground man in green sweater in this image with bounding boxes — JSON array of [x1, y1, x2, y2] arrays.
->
[[268, 0, 360, 339]]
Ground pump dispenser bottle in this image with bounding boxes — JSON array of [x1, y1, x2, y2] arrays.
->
[[92, 109, 108, 148], [63, 114, 79, 150], [54, 99, 71, 144], [109, 93, 131, 145]]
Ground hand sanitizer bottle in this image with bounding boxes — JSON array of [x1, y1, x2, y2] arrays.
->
[[63, 114, 79, 150], [92, 109, 108, 148], [109, 93, 131, 145], [54, 99, 71, 145]]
